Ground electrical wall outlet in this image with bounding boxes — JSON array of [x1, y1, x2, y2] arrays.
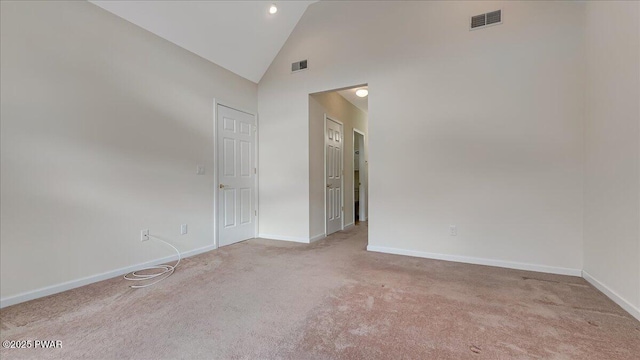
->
[[141, 229, 150, 242], [180, 224, 188, 235], [449, 225, 457, 236], [196, 165, 205, 175]]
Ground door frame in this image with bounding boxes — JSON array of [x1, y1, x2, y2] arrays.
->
[[324, 114, 344, 235], [213, 99, 259, 249], [353, 128, 366, 222]]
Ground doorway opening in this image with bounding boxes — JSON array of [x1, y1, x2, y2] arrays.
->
[[353, 129, 367, 224], [308, 85, 368, 241]]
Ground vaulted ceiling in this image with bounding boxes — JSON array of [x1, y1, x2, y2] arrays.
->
[[90, 1, 316, 83]]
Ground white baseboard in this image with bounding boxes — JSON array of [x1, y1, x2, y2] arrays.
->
[[258, 233, 310, 243], [0, 244, 217, 309], [582, 271, 640, 321], [366, 245, 582, 277], [344, 222, 355, 229], [258, 233, 329, 244], [309, 233, 326, 243]]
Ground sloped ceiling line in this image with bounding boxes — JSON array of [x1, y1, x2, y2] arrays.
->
[[90, 1, 316, 83]]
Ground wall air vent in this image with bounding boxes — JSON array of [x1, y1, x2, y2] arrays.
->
[[470, 9, 502, 30], [291, 60, 308, 73], [471, 14, 486, 29]]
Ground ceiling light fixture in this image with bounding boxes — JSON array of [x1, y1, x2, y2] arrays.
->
[[269, 4, 278, 15], [355, 89, 368, 98]]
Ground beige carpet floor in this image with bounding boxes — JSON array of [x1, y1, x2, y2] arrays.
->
[[1, 223, 639, 359]]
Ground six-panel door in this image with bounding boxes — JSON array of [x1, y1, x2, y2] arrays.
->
[[326, 117, 343, 235], [218, 105, 256, 247]]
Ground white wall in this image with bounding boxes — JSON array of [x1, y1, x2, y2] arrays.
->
[[259, 1, 585, 273], [309, 91, 368, 239], [0, 1, 257, 302], [583, 1, 640, 317]]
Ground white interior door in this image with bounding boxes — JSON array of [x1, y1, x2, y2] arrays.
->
[[326, 116, 343, 235], [217, 104, 256, 247]]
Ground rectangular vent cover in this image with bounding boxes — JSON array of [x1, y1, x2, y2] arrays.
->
[[470, 9, 502, 30], [291, 60, 308, 73]]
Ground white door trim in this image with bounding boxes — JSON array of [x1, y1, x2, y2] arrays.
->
[[324, 114, 344, 235], [353, 128, 366, 222], [213, 99, 259, 249]]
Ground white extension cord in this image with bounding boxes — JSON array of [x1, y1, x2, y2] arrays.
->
[[123, 235, 181, 288]]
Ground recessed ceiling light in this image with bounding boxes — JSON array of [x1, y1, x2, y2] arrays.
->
[[269, 4, 278, 15], [355, 89, 368, 98]]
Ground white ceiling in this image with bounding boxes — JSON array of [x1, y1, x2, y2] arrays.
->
[[337, 86, 368, 113], [90, 1, 316, 83]]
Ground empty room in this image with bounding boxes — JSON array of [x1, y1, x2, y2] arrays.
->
[[1, 1, 639, 359]]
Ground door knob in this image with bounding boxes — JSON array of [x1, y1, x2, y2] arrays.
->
[[327, 184, 332, 188], [219, 184, 225, 189]]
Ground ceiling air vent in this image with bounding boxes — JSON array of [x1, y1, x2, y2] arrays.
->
[[291, 60, 308, 73], [470, 9, 502, 30]]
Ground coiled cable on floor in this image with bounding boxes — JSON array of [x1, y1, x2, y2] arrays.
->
[[123, 235, 181, 288]]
